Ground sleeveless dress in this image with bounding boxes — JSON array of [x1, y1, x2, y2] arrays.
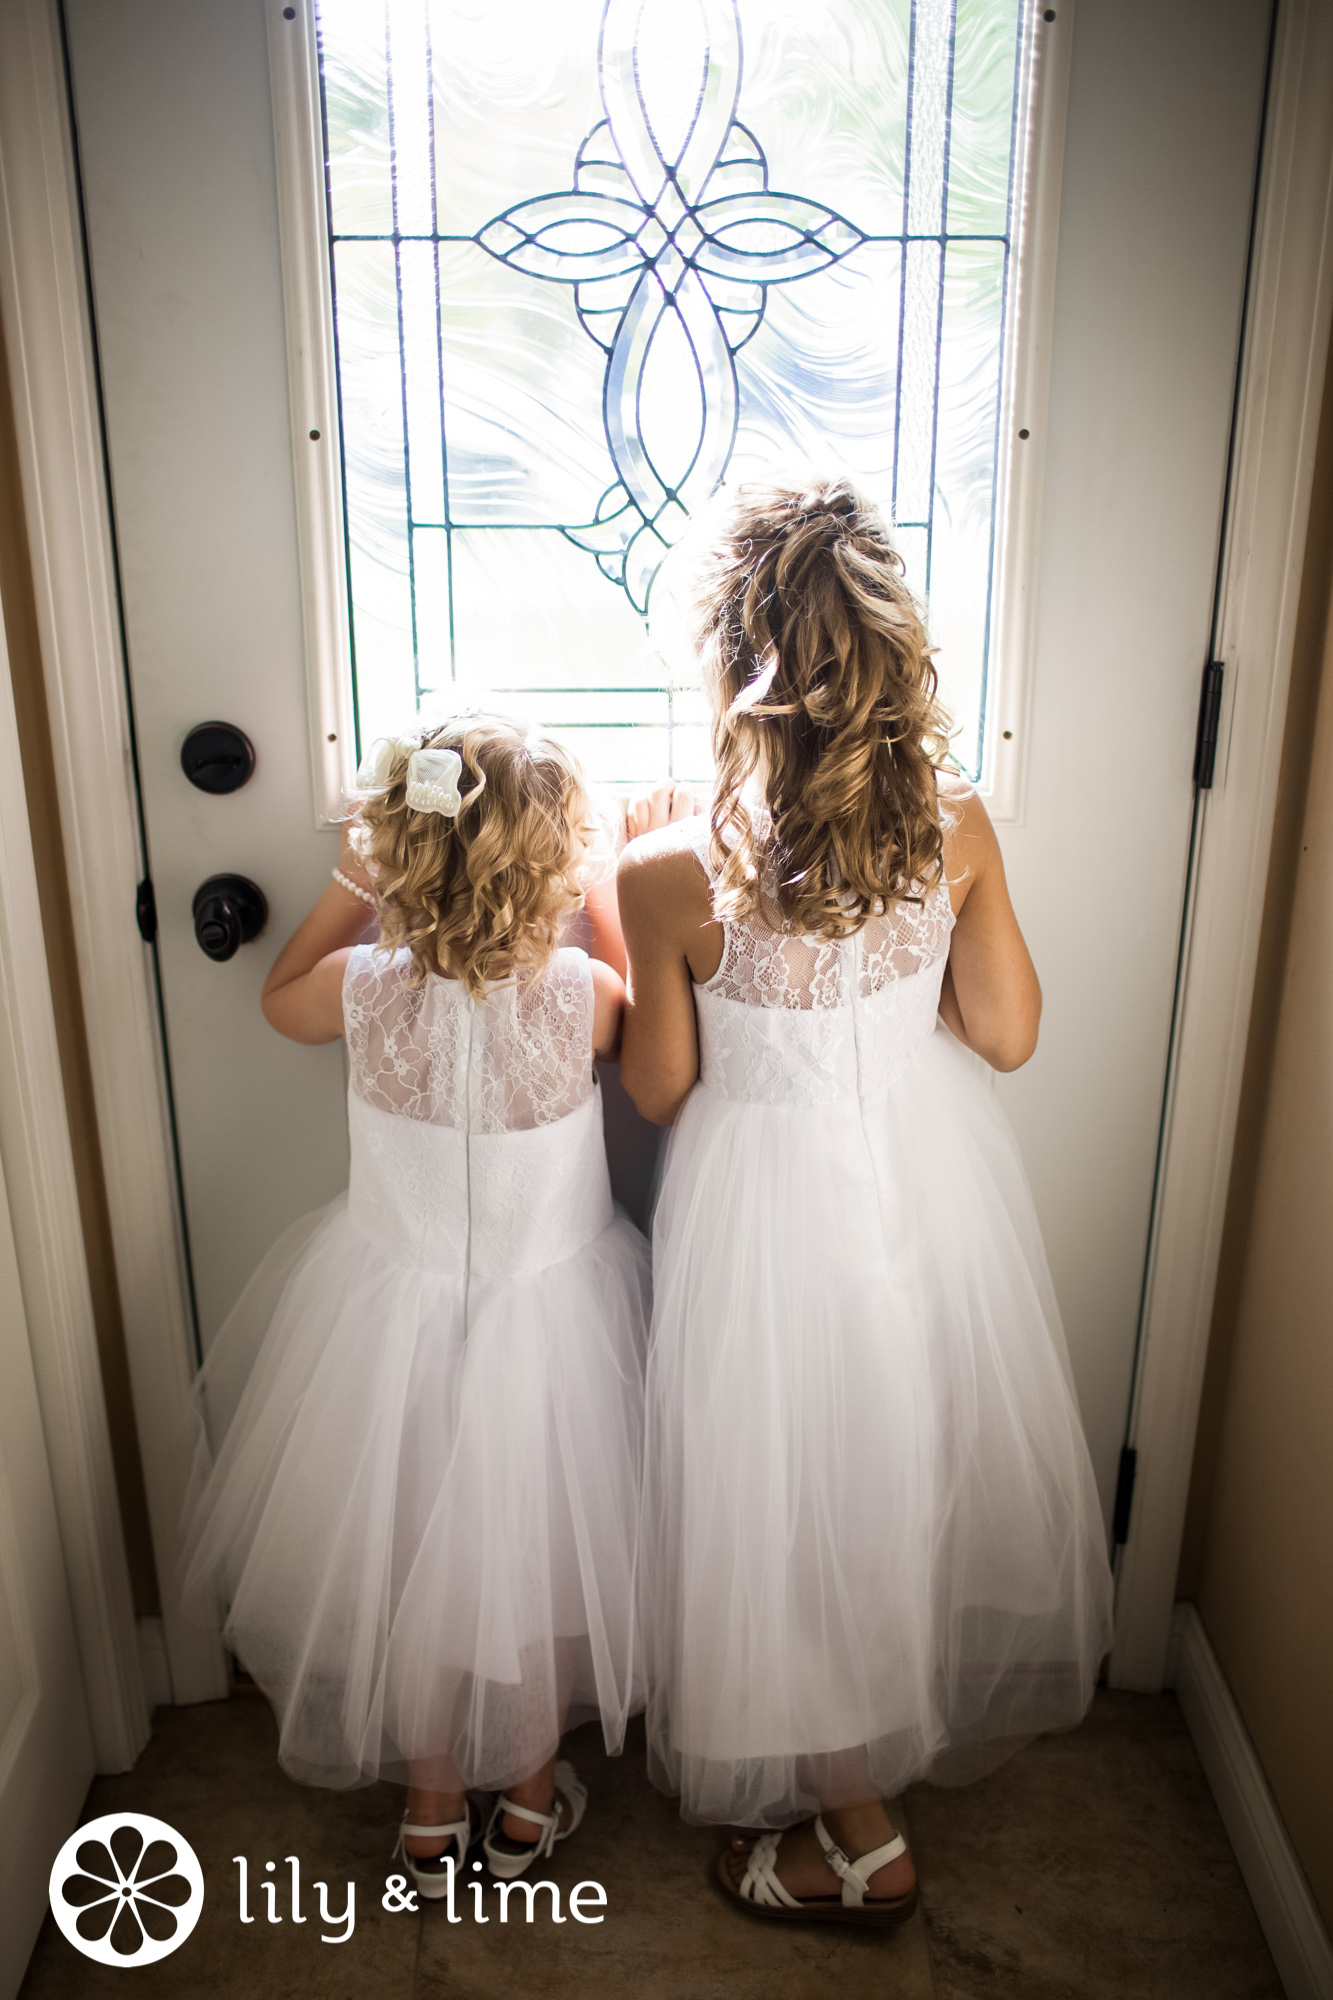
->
[[641, 815, 1114, 1828], [181, 945, 651, 1792]]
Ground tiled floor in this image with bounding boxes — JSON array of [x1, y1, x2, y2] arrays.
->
[[21, 1691, 1281, 1999]]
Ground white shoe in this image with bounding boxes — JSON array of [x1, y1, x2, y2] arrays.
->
[[392, 1795, 482, 1901], [720, 1815, 918, 1929], [482, 1761, 588, 1880]]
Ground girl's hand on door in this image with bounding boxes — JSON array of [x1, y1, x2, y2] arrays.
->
[[625, 780, 701, 841]]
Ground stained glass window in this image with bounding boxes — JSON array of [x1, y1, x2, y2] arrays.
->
[[315, 0, 1029, 785]]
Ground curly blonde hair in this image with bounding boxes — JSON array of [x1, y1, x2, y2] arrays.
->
[[686, 476, 952, 939], [356, 712, 597, 998]]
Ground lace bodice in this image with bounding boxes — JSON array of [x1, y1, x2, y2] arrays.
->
[[345, 944, 596, 1132], [341, 946, 612, 1276], [684, 814, 955, 1106]]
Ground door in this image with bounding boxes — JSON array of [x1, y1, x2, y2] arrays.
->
[[0, 1133, 95, 1999], [60, 0, 1271, 1547]]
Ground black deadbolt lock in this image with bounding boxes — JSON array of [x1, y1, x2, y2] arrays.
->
[[192, 875, 268, 962], [181, 721, 256, 794]]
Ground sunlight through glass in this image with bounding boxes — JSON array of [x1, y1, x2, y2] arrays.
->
[[317, 0, 1027, 784]]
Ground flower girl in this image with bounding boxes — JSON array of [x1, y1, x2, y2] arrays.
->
[[182, 713, 650, 1893], [618, 479, 1114, 1927]]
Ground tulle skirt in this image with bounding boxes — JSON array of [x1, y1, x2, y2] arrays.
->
[[181, 1199, 651, 1791], [641, 1020, 1114, 1827]]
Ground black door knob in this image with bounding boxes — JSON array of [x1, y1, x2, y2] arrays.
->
[[181, 722, 256, 794], [192, 875, 268, 962]]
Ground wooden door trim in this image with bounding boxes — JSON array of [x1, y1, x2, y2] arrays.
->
[[0, 544, 144, 1768], [0, 397, 146, 1762], [0, 636, 99, 1968], [1111, 0, 1333, 1687], [0, 0, 227, 1708]]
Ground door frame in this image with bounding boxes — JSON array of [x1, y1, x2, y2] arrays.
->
[[0, 0, 1329, 1698], [0, 0, 227, 1708], [0, 350, 147, 1760], [1109, 0, 1333, 1689], [0, 602, 100, 1983]]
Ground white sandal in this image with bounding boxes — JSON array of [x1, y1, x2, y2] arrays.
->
[[719, 1814, 918, 1929], [392, 1796, 482, 1901], [482, 1760, 588, 1880]]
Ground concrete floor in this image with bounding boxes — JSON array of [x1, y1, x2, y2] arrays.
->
[[22, 1690, 1281, 1999]]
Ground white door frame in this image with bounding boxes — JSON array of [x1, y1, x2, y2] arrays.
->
[[0, 594, 100, 1985], [0, 0, 226, 1708], [0, 0, 1328, 1699], [0, 410, 147, 1760], [1110, 0, 1333, 1690]]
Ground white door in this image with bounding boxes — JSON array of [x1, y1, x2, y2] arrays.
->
[[0, 1136, 95, 1999], [61, 0, 1271, 1546]]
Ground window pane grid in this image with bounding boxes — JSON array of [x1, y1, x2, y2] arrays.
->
[[316, 0, 1029, 787]]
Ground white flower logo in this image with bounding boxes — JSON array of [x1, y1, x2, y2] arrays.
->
[[49, 1812, 204, 1966]]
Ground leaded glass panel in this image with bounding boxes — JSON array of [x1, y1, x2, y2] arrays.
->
[[316, 0, 1029, 784]]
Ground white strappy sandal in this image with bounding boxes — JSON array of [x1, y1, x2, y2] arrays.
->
[[719, 1814, 918, 1928], [392, 1796, 483, 1901], [481, 1761, 588, 1880]]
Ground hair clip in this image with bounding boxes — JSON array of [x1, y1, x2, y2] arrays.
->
[[405, 746, 464, 817], [727, 654, 780, 718]]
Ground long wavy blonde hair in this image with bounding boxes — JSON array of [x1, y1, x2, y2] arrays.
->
[[356, 712, 598, 998], [686, 476, 952, 938]]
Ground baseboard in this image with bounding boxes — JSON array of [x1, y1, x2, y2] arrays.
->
[[1173, 1602, 1333, 2000], [136, 1617, 173, 1713], [1162, 1600, 1185, 1688]]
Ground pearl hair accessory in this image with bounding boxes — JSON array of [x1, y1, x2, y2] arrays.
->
[[405, 746, 466, 817], [331, 868, 375, 907]]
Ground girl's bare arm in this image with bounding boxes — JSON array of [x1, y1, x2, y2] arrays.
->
[[589, 956, 628, 1061], [617, 835, 714, 1125], [583, 870, 627, 981], [938, 787, 1041, 1071], [583, 779, 701, 981], [261, 824, 376, 1045]]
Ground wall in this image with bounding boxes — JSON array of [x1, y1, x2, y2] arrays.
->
[[1178, 325, 1333, 1931]]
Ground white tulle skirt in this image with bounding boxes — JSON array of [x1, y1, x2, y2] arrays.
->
[[181, 1200, 651, 1791], [641, 1021, 1114, 1827]]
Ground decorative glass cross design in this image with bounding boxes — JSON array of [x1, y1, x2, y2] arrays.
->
[[476, 0, 864, 611], [317, 0, 1029, 785]]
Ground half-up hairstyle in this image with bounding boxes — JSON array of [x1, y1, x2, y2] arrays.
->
[[356, 712, 597, 998], [689, 476, 953, 939]]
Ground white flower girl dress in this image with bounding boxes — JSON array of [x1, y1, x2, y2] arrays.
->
[[641, 814, 1114, 1827], [183, 944, 650, 1791]]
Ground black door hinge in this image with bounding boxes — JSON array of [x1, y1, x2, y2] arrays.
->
[[1112, 1444, 1138, 1547], [135, 877, 158, 943], [1193, 661, 1224, 789]]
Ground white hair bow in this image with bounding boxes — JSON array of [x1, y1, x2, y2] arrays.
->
[[354, 735, 416, 792], [405, 746, 465, 817]]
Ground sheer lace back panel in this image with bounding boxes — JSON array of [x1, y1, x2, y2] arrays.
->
[[342, 945, 612, 1276], [344, 943, 595, 1131], [685, 814, 955, 1106]]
